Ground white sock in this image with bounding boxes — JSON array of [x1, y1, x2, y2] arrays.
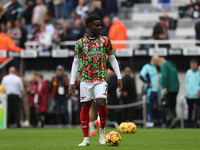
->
[[89, 122, 95, 133], [97, 115, 100, 122], [84, 137, 89, 141], [100, 128, 105, 131]]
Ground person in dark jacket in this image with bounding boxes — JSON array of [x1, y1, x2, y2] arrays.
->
[[0, 4, 6, 24], [104, 0, 118, 19], [15, 19, 27, 49], [107, 69, 118, 122], [60, 22, 72, 49], [51, 65, 69, 127], [157, 57, 180, 128], [152, 16, 170, 48], [101, 16, 111, 36], [69, 18, 85, 41], [195, 20, 200, 46], [6, 0, 23, 21], [89, 0, 105, 23], [24, 0, 35, 34], [27, 73, 38, 127], [121, 67, 137, 122]]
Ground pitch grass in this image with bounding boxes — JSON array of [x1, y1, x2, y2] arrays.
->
[[0, 128, 200, 150]]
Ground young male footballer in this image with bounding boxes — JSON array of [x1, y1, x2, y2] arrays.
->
[[69, 14, 123, 146]]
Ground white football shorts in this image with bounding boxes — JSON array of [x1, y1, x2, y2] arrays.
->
[[80, 82, 108, 102]]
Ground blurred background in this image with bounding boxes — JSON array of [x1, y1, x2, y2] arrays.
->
[[0, 0, 200, 129]]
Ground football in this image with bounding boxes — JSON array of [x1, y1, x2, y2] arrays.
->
[[126, 122, 137, 134], [105, 131, 121, 146], [118, 122, 127, 133]]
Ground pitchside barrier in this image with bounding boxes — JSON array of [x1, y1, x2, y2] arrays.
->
[[107, 95, 147, 129], [0, 40, 199, 59]]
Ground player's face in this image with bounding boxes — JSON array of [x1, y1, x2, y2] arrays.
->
[[89, 20, 102, 36]]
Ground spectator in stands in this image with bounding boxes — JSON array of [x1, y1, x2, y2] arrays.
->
[[1, 66, 24, 127], [25, 0, 36, 5], [31, 24, 40, 41], [195, 20, 200, 46], [140, 56, 159, 128], [69, 18, 85, 41], [157, 57, 180, 129], [51, 65, 69, 127], [6, 0, 23, 21], [108, 17, 127, 50], [44, 11, 55, 24], [121, 67, 137, 122], [157, 0, 171, 11], [6, 20, 14, 38], [0, 4, 6, 24], [104, 0, 118, 19], [60, 22, 71, 42], [24, 0, 35, 34], [0, 23, 6, 33], [63, 0, 73, 19], [16, 20, 27, 49], [107, 69, 118, 122], [101, 16, 111, 36], [75, 0, 89, 22], [185, 59, 200, 127], [27, 73, 38, 127], [89, 0, 105, 23], [32, 0, 47, 24], [192, 0, 200, 18], [37, 21, 52, 51], [10, 20, 22, 46], [53, 0, 64, 19], [68, 11, 78, 28], [34, 73, 49, 128], [152, 16, 170, 48], [42, 18, 55, 38], [16, 72, 30, 128], [121, 0, 134, 7], [52, 23, 62, 49], [0, 32, 23, 63]]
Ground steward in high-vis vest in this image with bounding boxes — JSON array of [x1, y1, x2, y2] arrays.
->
[[0, 33, 23, 63], [108, 17, 127, 50]]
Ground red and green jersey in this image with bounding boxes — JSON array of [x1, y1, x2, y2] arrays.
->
[[74, 36, 114, 82]]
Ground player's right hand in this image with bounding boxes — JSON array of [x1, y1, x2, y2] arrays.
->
[[69, 84, 75, 96], [117, 79, 123, 92]]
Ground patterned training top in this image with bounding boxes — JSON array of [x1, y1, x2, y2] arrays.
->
[[74, 36, 114, 82]]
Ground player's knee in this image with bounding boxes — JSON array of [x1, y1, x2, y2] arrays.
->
[[96, 99, 106, 108], [81, 101, 91, 107]]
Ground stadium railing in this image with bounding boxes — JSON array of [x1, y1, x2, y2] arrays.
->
[[22, 39, 200, 58]]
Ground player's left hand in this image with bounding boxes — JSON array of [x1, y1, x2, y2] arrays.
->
[[117, 79, 123, 92], [69, 84, 75, 96]]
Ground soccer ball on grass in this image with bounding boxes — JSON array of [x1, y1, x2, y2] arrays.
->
[[105, 131, 121, 146], [118, 122, 127, 133]]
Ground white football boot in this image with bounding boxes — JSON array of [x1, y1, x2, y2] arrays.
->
[[99, 128, 106, 145], [78, 140, 90, 146]]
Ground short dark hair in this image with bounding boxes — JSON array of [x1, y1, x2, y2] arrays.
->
[[190, 58, 198, 64], [85, 14, 100, 27]]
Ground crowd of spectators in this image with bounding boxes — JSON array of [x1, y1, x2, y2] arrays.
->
[[179, 0, 200, 19], [0, 0, 124, 52]]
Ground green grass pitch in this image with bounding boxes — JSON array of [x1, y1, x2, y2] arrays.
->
[[0, 128, 200, 150]]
